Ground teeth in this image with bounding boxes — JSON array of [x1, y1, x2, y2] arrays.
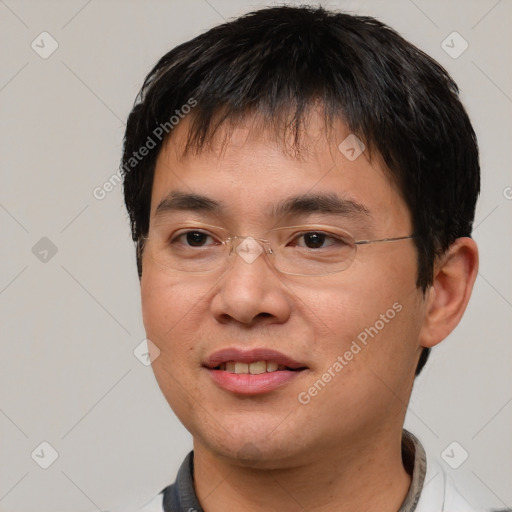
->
[[249, 361, 266, 374], [266, 361, 278, 372], [234, 362, 249, 374], [222, 360, 282, 374]]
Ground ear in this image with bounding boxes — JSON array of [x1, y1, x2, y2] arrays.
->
[[418, 237, 479, 348]]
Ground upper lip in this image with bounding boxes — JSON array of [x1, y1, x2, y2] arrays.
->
[[203, 348, 307, 370]]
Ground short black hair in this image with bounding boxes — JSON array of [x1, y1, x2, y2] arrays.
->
[[122, 5, 480, 375]]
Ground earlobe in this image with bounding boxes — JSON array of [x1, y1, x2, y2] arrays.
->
[[418, 237, 479, 349]]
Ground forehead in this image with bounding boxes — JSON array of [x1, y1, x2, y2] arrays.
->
[[150, 111, 411, 230]]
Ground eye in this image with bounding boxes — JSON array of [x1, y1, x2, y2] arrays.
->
[[288, 231, 350, 250], [293, 231, 340, 249], [172, 230, 218, 248], [300, 232, 327, 249]]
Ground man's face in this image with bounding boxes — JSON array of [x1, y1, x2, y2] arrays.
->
[[141, 113, 427, 467]]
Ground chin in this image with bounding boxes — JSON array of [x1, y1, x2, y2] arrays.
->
[[195, 423, 311, 470]]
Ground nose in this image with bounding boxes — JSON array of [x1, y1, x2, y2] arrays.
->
[[210, 243, 292, 327]]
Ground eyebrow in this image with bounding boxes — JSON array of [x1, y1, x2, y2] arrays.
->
[[155, 191, 223, 217], [273, 193, 371, 220], [154, 190, 371, 220]]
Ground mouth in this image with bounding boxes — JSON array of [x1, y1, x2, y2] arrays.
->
[[213, 360, 304, 373], [203, 348, 308, 395]]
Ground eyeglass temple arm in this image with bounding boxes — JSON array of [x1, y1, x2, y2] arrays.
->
[[354, 234, 415, 246]]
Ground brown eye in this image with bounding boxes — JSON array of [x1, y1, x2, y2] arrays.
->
[[302, 232, 326, 249], [170, 230, 216, 248], [185, 231, 209, 246], [290, 230, 349, 250]]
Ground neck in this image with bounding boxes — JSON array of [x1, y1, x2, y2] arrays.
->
[[193, 428, 411, 512]]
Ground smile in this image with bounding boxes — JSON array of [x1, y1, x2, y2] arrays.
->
[[204, 349, 308, 395], [215, 360, 297, 374]]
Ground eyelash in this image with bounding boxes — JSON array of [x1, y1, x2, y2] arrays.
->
[[170, 229, 346, 249], [172, 230, 218, 247]]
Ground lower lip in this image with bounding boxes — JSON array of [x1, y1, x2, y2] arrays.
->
[[207, 369, 303, 395]]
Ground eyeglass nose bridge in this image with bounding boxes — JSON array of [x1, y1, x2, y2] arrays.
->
[[226, 235, 273, 265]]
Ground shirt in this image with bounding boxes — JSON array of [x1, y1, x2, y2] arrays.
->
[[139, 430, 501, 512]]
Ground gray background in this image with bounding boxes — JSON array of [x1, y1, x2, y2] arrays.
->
[[0, 1, 510, 511]]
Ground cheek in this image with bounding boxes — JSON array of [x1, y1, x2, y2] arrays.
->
[[142, 266, 203, 334], [140, 267, 212, 379], [140, 268, 211, 419], [294, 282, 423, 438], [294, 246, 422, 377], [299, 276, 415, 349]]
